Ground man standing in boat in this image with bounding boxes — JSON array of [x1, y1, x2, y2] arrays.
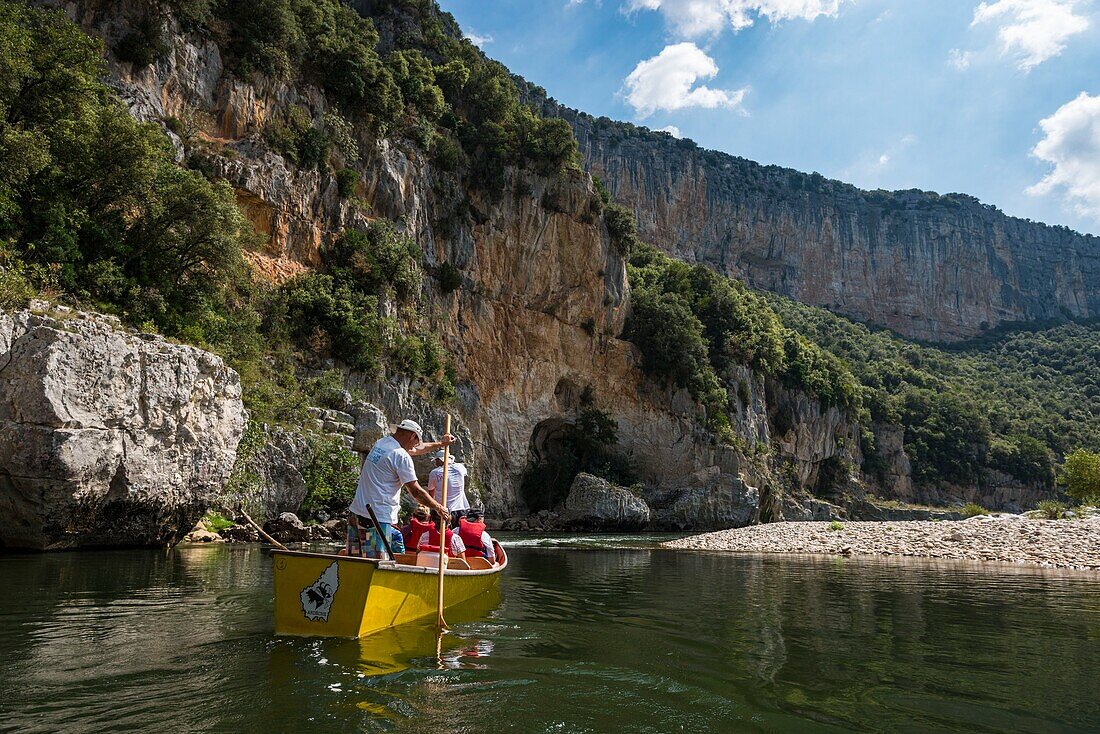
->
[[348, 419, 453, 558], [428, 449, 470, 526]]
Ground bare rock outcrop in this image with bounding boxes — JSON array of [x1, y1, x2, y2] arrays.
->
[[0, 306, 246, 550], [562, 473, 651, 530]]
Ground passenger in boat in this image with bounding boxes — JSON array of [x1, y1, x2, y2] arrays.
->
[[402, 505, 434, 550], [418, 511, 467, 557], [388, 525, 406, 554], [427, 449, 470, 526], [457, 508, 497, 564], [348, 419, 453, 558]]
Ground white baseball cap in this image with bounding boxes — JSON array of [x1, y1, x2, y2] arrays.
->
[[394, 419, 423, 440]]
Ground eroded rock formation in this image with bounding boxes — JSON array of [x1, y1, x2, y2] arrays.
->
[[0, 306, 246, 550]]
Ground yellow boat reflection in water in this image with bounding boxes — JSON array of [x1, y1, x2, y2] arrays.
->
[[272, 548, 506, 638], [330, 587, 502, 677]]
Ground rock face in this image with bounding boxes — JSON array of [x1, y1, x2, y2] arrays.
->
[[0, 306, 246, 550], [43, 2, 880, 529], [563, 473, 651, 530], [211, 425, 313, 522], [527, 92, 1100, 343]]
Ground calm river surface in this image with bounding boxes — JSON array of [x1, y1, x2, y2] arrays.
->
[[2, 536, 1099, 733]]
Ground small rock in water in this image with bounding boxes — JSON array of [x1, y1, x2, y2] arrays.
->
[[264, 512, 311, 543]]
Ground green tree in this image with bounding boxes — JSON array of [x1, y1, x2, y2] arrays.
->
[[1058, 449, 1100, 503]]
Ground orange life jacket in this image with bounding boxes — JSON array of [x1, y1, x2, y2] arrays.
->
[[420, 527, 459, 557], [403, 518, 433, 550], [458, 518, 487, 557]]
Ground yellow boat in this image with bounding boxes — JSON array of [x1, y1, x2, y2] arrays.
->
[[271, 547, 507, 638]]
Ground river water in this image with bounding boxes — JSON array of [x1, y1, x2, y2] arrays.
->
[[2, 536, 1099, 733]]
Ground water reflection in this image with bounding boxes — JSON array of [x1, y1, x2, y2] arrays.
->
[[2, 543, 1099, 733]]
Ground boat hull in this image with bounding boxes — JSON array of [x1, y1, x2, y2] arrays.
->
[[272, 549, 504, 638]]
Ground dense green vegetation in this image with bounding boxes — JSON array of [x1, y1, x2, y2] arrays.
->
[[299, 433, 361, 517], [767, 293, 1100, 487], [159, 0, 579, 189], [0, 0, 251, 332], [0, 1, 455, 427], [626, 243, 860, 436]]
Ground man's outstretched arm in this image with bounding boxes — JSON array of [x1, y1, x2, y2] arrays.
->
[[408, 433, 456, 457]]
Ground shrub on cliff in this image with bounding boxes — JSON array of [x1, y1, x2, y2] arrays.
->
[[626, 287, 720, 400], [215, 0, 403, 126], [325, 222, 422, 302], [279, 273, 385, 373], [300, 433, 361, 518], [989, 434, 1054, 485], [603, 203, 638, 257]]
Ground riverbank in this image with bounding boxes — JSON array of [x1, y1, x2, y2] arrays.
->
[[663, 516, 1100, 570]]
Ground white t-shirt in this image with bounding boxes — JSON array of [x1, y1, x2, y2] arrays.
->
[[481, 531, 497, 563], [349, 435, 417, 525], [428, 462, 470, 512]]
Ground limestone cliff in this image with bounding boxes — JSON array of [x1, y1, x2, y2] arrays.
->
[[526, 90, 1100, 343], [36, 1, 864, 529], [0, 305, 246, 550]]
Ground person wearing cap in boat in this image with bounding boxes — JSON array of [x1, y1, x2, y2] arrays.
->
[[347, 419, 453, 558], [457, 507, 497, 565], [428, 448, 470, 527]]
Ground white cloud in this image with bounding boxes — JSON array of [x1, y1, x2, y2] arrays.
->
[[466, 31, 493, 47], [625, 0, 848, 38], [1027, 92, 1100, 219], [656, 124, 683, 137], [948, 48, 973, 70], [624, 42, 747, 117], [971, 0, 1089, 71], [874, 135, 915, 168]]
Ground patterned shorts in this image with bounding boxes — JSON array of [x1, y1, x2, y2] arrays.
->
[[346, 513, 392, 558]]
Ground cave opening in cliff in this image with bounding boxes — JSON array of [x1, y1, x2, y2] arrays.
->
[[519, 418, 573, 512]]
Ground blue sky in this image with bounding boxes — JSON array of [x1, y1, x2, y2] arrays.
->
[[437, 0, 1100, 236]]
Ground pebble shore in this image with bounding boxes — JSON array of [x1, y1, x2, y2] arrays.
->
[[663, 516, 1100, 570]]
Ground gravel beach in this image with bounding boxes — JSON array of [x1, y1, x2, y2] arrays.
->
[[663, 516, 1100, 570]]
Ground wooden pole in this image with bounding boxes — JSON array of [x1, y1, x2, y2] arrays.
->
[[436, 414, 452, 629], [239, 508, 289, 551]]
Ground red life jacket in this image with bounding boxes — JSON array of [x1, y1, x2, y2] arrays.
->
[[420, 527, 459, 557], [458, 518, 487, 557], [403, 518, 433, 551]]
